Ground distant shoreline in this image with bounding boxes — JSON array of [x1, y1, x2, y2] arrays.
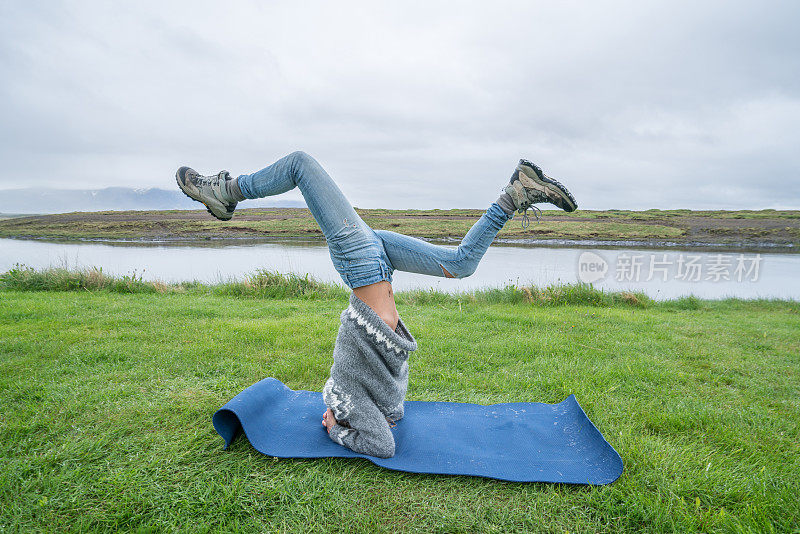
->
[[1, 207, 798, 251], [1, 233, 795, 254]]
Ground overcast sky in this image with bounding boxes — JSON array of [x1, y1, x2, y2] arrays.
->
[[1, 1, 798, 210]]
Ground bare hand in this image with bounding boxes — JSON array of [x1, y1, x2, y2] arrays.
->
[[322, 408, 338, 433]]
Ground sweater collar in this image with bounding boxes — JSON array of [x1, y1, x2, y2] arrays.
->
[[345, 293, 418, 353]]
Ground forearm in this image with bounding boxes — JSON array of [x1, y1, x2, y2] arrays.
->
[[328, 422, 395, 458]]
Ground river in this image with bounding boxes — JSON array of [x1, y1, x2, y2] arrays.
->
[[1, 238, 797, 300]]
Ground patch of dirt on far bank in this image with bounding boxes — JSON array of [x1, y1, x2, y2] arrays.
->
[[1, 208, 798, 248]]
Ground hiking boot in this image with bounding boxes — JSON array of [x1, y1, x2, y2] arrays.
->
[[175, 167, 237, 221], [504, 159, 578, 216]]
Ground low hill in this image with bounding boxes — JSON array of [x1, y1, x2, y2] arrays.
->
[[0, 187, 305, 215]]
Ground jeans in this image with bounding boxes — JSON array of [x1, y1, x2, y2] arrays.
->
[[236, 151, 514, 289]]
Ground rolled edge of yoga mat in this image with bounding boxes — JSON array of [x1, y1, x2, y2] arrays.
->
[[212, 377, 624, 485]]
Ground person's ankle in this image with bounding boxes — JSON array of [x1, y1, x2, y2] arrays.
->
[[495, 192, 516, 216], [226, 177, 247, 202]]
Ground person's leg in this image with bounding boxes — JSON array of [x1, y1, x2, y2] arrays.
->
[[237, 151, 375, 263], [375, 202, 514, 279], [373, 158, 578, 279], [236, 151, 399, 328]]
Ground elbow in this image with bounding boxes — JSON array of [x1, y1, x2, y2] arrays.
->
[[372, 431, 396, 458], [358, 430, 396, 458], [372, 442, 395, 459]]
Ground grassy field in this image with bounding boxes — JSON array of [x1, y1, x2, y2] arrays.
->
[[1, 208, 799, 249], [1, 268, 799, 532]]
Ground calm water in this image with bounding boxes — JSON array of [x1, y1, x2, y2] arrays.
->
[[1, 238, 798, 300]]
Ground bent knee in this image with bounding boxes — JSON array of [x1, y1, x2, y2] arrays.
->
[[287, 150, 317, 171], [440, 262, 477, 279], [457, 264, 478, 278], [288, 150, 313, 161]]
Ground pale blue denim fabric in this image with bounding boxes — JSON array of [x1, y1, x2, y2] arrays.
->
[[236, 151, 513, 289]]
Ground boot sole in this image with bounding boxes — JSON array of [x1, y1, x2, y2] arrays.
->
[[175, 169, 234, 221], [517, 159, 578, 212]]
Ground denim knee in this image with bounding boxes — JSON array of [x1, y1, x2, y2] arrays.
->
[[440, 257, 479, 279], [287, 150, 317, 174], [453, 260, 478, 278]]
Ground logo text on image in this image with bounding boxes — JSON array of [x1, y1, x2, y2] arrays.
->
[[577, 251, 608, 283], [613, 252, 762, 283]]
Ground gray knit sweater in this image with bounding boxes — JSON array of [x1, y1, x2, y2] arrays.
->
[[323, 293, 418, 458]]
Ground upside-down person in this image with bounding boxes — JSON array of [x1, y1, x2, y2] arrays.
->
[[176, 151, 577, 457]]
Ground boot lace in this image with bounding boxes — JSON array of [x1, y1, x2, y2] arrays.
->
[[195, 171, 227, 187], [519, 205, 542, 229]]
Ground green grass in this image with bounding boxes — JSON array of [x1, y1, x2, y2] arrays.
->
[[1, 269, 799, 532], [0, 264, 654, 308]]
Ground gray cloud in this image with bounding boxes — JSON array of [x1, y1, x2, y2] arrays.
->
[[1, 1, 798, 210]]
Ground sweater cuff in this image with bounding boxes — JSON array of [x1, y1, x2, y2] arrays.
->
[[328, 424, 353, 446]]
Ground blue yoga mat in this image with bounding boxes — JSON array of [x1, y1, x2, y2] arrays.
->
[[212, 378, 623, 484]]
